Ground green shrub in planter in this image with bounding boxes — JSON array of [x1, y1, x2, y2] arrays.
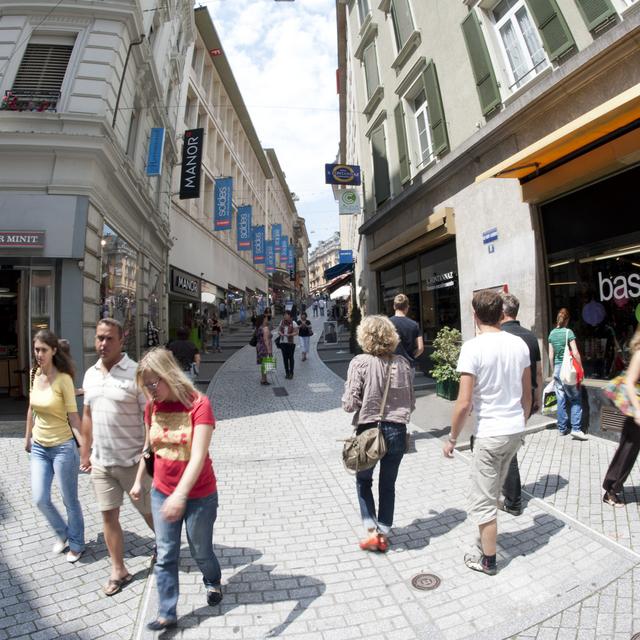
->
[[430, 326, 462, 400]]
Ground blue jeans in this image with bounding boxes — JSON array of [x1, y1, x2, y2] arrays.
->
[[151, 488, 221, 621], [553, 363, 583, 432], [30, 439, 85, 553], [211, 334, 220, 349], [356, 422, 406, 534]]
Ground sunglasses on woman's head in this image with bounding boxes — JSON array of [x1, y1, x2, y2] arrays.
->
[[144, 379, 160, 391]]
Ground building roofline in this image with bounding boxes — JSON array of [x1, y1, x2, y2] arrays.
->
[[194, 7, 273, 180], [264, 148, 297, 212]]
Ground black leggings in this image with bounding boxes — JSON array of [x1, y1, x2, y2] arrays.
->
[[281, 343, 296, 376]]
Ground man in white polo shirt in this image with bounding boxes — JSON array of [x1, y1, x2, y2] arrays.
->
[[80, 318, 154, 596], [443, 290, 531, 576]]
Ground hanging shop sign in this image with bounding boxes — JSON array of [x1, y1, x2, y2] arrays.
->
[[252, 225, 265, 264], [214, 177, 233, 230], [0, 230, 45, 248], [325, 163, 361, 186], [170, 267, 200, 300], [179, 128, 204, 199], [272, 224, 282, 254], [280, 235, 288, 266], [265, 241, 275, 273], [339, 250, 354, 264], [338, 189, 360, 214], [237, 205, 252, 250], [146, 128, 165, 176]]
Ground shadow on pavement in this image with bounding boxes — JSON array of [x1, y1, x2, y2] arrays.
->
[[498, 513, 565, 568], [522, 474, 569, 500], [391, 508, 467, 550], [155, 544, 326, 638]]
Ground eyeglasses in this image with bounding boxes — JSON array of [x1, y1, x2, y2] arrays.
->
[[143, 379, 160, 391]]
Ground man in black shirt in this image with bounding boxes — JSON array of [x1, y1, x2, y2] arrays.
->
[[389, 294, 424, 370], [499, 292, 542, 516], [167, 327, 200, 381]]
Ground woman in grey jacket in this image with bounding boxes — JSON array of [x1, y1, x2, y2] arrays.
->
[[342, 315, 415, 552]]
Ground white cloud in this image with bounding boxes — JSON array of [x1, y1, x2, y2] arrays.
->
[[199, 0, 340, 245]]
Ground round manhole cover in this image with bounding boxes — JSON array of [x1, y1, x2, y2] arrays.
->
[[411, 573, 441, 591], [630, 634, 640, 640]]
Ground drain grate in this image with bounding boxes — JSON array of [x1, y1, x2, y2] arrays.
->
[[411, 573, 441, 591], [272, 387, 289, 397]]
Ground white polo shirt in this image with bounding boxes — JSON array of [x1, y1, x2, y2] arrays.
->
[[83, 354, 147, 467]]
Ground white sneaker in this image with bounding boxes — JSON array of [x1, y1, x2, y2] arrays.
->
[[66, 549, 84, 563], [52, 538, 68, 554], [571, 431, 588, 441]]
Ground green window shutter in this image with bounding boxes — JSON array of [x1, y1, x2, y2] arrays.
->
[[574, 0, 617, 31], [422, 61, 449, 157], [461, 12, 501, 117], [525, 0, 575, 61], [371, 126, 390, 206], [394, 103, 410, 183]]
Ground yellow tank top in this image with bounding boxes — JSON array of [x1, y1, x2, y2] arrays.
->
[[30, 372, 78, 447]]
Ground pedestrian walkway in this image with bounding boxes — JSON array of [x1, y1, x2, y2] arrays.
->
[[2, 317, 640, 639]]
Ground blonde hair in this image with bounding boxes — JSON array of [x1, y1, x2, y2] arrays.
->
[[357, 314, 399, 356], [136, 347, 198, 408], [630, 325, 640, 354]]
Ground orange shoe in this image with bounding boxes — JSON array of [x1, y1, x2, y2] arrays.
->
[[359, 533, 380, 552]]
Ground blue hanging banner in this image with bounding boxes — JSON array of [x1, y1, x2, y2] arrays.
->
[[253, 225, 265, 264], [287, 244, 295, 270], [237, 205, 252, 250], [146, 127, 165, 176], [272, 224, 282, 255], [214, 177, 233, 230], [265, 241, 275, 273], [280, 235, 288, 267]]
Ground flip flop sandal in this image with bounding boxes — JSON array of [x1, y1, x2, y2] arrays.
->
[[103, 573, 133, 596]]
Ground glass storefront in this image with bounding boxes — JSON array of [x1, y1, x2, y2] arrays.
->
[[542, 165, 640, 380], [100, 224, 138, 356], [377, 240, 461, 359]]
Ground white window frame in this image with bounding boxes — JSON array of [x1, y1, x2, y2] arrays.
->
[[490, 0, 548, 91], [402, 76, 434, 174]]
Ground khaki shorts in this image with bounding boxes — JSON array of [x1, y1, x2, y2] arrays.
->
[[468, 434, 523, 525], [91, 461, 152, 515]]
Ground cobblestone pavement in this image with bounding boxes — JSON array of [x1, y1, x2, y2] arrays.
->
[[4, 316, 640, 639]]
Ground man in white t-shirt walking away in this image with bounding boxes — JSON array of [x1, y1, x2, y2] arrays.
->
[[443, 290, 531, 576]]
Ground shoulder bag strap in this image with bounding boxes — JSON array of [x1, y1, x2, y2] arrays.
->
[[378, 358, 393, 422]]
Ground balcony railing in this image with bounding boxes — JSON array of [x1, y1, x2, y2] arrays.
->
[[1, 90, 60, 112]]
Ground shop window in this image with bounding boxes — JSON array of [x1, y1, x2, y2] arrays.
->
[[404, 258, 421, 326], [491, 0, 548, 90], [30, 269, 54, 342], [100, 224, 138, 356], [9, 36, 75, 112], [147, 263, 161, 347], [379, 264, 403, 316]]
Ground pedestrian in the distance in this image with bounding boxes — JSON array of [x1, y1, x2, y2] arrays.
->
[[342, 315, 414, 553], [298, 312, 313, 362], [135, 348, 222, 631], [255, 314, 273, 386], [602, 324, 640, 506], [278, 310, 298, 379], [548, 308, 586, 440], [389, 293, 424, 372], [167, 327, 200, 382], [209, 315, 222, 353], [443, 290, 531, 576], [24, 330, 85, 563], [81, 318, 155, 596], [312, 300, 318, 317]]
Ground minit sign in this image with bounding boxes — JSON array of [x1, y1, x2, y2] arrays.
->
[[0, 231, 45, 248]]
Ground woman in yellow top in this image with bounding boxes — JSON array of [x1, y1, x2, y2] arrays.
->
[[24, 330, 85, 562]]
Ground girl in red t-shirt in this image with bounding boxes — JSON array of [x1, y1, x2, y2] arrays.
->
[[132, 348, 221, 631]]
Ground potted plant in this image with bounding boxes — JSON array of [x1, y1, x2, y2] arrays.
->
[[429, 326, 462, 400]]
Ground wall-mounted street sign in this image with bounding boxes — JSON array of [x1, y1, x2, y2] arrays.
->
[[0, 230, 45, 248], [338, 189, 360, 215], [325, 163, 361, 186], [482, 227, 498, 244], [179, 128, 204, 199]]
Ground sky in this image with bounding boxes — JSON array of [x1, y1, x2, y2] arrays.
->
[[198, 0, 340, 249]]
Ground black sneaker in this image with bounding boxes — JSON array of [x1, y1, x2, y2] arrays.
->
[[499, 502, 522, 516], [206, 587, 223, 606], [603, 491, 624, 507], [464, 551, 497, 576]]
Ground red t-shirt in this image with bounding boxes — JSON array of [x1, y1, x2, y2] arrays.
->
[[144, 394, 217, 498]]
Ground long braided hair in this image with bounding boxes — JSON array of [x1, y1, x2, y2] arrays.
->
[[30, 330, 76, 391]]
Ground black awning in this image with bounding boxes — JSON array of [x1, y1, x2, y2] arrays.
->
[[324, 262, 353, 281]]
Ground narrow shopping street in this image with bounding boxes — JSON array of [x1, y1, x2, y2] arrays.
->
[[2, 317, 640, 639]]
